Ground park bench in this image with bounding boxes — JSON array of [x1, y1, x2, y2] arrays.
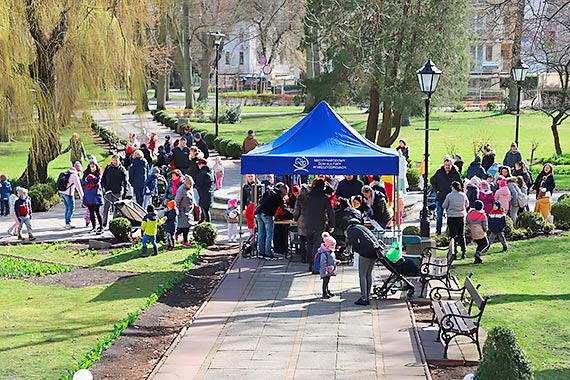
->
[[429, 275, 488, 359], [419, 238, 457, 297]]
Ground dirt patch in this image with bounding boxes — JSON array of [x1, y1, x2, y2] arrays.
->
[[88, 248, 237, 380], [24, 267, 139, 288], [429, 364, 478, 380]]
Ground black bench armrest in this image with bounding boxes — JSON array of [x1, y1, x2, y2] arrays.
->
[[429, 285, 465, 301]]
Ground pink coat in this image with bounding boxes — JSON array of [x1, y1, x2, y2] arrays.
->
[[494, 186, 512, 212], [479, 191, 495, 214]]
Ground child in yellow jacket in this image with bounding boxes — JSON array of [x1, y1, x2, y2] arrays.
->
[[141, 204, 165, 256]]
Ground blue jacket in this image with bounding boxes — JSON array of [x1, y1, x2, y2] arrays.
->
[[163, 208, 178, 234], [488, 208, 506, 233], [0, 180, 11, 199], [82, 171, 103, 205], [14, 196, 32, 221], [318, 244, 337, 278], [144, 172, 158, 195], [466, 162, 486, 180], [128, 157, 148, 189]]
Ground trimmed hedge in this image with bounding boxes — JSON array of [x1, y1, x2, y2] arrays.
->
[[109, 217, 132, 242], [226, 142, 242, 159], [193, 222, 218, 246], [551, 197, 570, 230]]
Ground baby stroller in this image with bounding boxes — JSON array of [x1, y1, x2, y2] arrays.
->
[[372, 240, 416, 299], [240, 232, 257, 258], [419, 186, 437, 221], [333, 231, 353, 264], [104, 192, 146, 227]]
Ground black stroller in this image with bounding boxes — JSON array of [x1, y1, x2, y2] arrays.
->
[[153, 173, 167, 209], [104, 192, 146, 227], [372, 240, 416, 299], [419, 186, 437, 221], [240, 233, 257, 258]]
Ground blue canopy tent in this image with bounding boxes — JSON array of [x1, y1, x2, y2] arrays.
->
[[241, 100, 399, 175]]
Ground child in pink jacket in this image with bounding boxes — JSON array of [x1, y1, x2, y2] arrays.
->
[[494, 179, 512, 213]]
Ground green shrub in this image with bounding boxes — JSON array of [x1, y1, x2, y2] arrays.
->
[[219, 139, 231, 156], [537, 153, 570, 165], [551, 200, 570, 230], [432, 233, 450, 247], [193, 222, 218, 246], [453, 102, 466, 112], [0, 256, 72, 278], [515, 211, 554, 236], [486, 101, 498, 111], [474, 326, 534, 380], [557, 193, 570, 203], [213, 136, 226, 151], [203, 132, 216, 149], [224, 105, 242, 124], [406, 167, 420, 191], [293, 94, 305, 106], [403, 226, 420, 236], [28, 182, 60, 212], [226, 142, 242, 159], [109, 217, 132, 242], [156, 225, 165, 243]]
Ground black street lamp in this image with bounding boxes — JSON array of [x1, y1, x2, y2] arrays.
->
[[210, 32, 225, 137], [511, 59, 528, 147], [417, 59, 442, 238]]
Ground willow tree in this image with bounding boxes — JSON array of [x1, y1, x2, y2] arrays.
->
[[306, 0, 470, 147], [0, 0, 149, 183]]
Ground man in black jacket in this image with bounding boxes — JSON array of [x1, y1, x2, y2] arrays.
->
[[304, 179, 335, 272], [101, 154, 129, 228], [361, 185, 391, 229], [195, 159, 215, 222], [335, 175, 364, 199], [430, 159, 462, 235], [170, 137, 190, 173], [193, 133, 210, 159], [346, 218, 380, 305], [242, 174, 260, 211], [256, 182, 290, 258]]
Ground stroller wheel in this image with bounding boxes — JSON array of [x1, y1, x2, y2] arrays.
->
[[406, 289, 415, 299]]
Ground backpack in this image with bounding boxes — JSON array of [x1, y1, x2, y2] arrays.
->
[[56, 171, 72, 192], [312, 251, 323, 273], [517, 192, 528, 208], [18, 202, 30, 216]]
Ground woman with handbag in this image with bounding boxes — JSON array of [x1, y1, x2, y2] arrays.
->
[[532, 164, 556, 220]]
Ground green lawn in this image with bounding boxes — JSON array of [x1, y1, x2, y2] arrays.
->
[[452, 234, 570, 380], [0, 243, 197, 380]]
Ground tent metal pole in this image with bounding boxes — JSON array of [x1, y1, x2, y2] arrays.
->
[[238, 174, 243, 279]]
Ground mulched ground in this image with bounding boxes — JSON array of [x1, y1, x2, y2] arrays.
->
[[88, 246, 237, 379], [26, 267, 139, 288]]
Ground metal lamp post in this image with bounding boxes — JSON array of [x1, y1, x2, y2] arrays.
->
[[511, 59, 528, 147], [417, 59, 442, 238], [210, 32, 225, 137]]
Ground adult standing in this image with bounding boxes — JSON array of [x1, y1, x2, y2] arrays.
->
[[506, 177, 522, 223], [442, 181, 469, 258], [430, 159, 462, 235], [101, 154, 128, 228], [182, 125, 193, 145], [304, 179, 335, 272], [396, 139, 410, 164], [481, 144, 496, 172], [170, 137, 190, 174], [62, 132, 87, 166], [503, 142, 523, 169], [361, 185, 391, 229], [174, 175, 195, 247], [256, 183, 289, 259], [82, 158, 104, 233], [188, 146, 200, 181], [163, 169, 183, 206], [193, 133, 210, 159], [59, 166, 84, 229], [242, 174, 259, 211], [335, 175, 364, 199], [532, 163, 556, 220], [466, 156, 487, 180], [128, 149, 149, 206], [242, 129, 260, 154], [195, 158, 215, 222], [140, 143, 153, 166], [512, 161, 533, 189], [345, 218, 379, 306], [293, 185, 309, 263]]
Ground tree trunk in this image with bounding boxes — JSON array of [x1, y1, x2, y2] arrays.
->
[[551, 119, 563, 155], [401, 110, 410, 126], [506, 0, 525, 113], [365, 84, 380, 142], [0, 103, 11, 142], [156, 73, 167, 110], [181, 1, 194, 109], [198, 32, 211, 101]]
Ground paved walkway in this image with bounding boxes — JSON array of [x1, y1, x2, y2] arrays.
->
[[152, 258, 427, 380]]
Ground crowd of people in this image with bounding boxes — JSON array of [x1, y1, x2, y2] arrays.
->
[[430, 142, 556, 264]]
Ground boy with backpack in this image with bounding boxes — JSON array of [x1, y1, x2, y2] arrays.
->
[[0, 174, 12, 216], [487, 201, 508, 252], [466, 200, 488, 264], [141, 204, 165, 256], [14, 188, 35, 241], [57, 167, 84, 229]]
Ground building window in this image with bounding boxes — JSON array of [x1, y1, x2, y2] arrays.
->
[[239, 52, 244, 65], [225, 52, 230, 65], [486, 45, 493, 61]]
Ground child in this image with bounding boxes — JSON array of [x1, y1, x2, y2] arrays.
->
[[225, 198, 239, 243], [494, 179, 512, 213], [465, 180, 479, 210], [7, 188, 19, 235], [478, 182, 494, 214], [466, 200, 488, 264], [14, 188, 35, 241], [487, 201, 508, 252], [0, 174, 12, 215], [141, 204, 165, 256], [213, 157, 225, 190], [163, 200, 178, 251], [244, 201, 255, 237], [163, 135, 172, 154], [143, 167, 159, 209], [318, 232, 340, 299]]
